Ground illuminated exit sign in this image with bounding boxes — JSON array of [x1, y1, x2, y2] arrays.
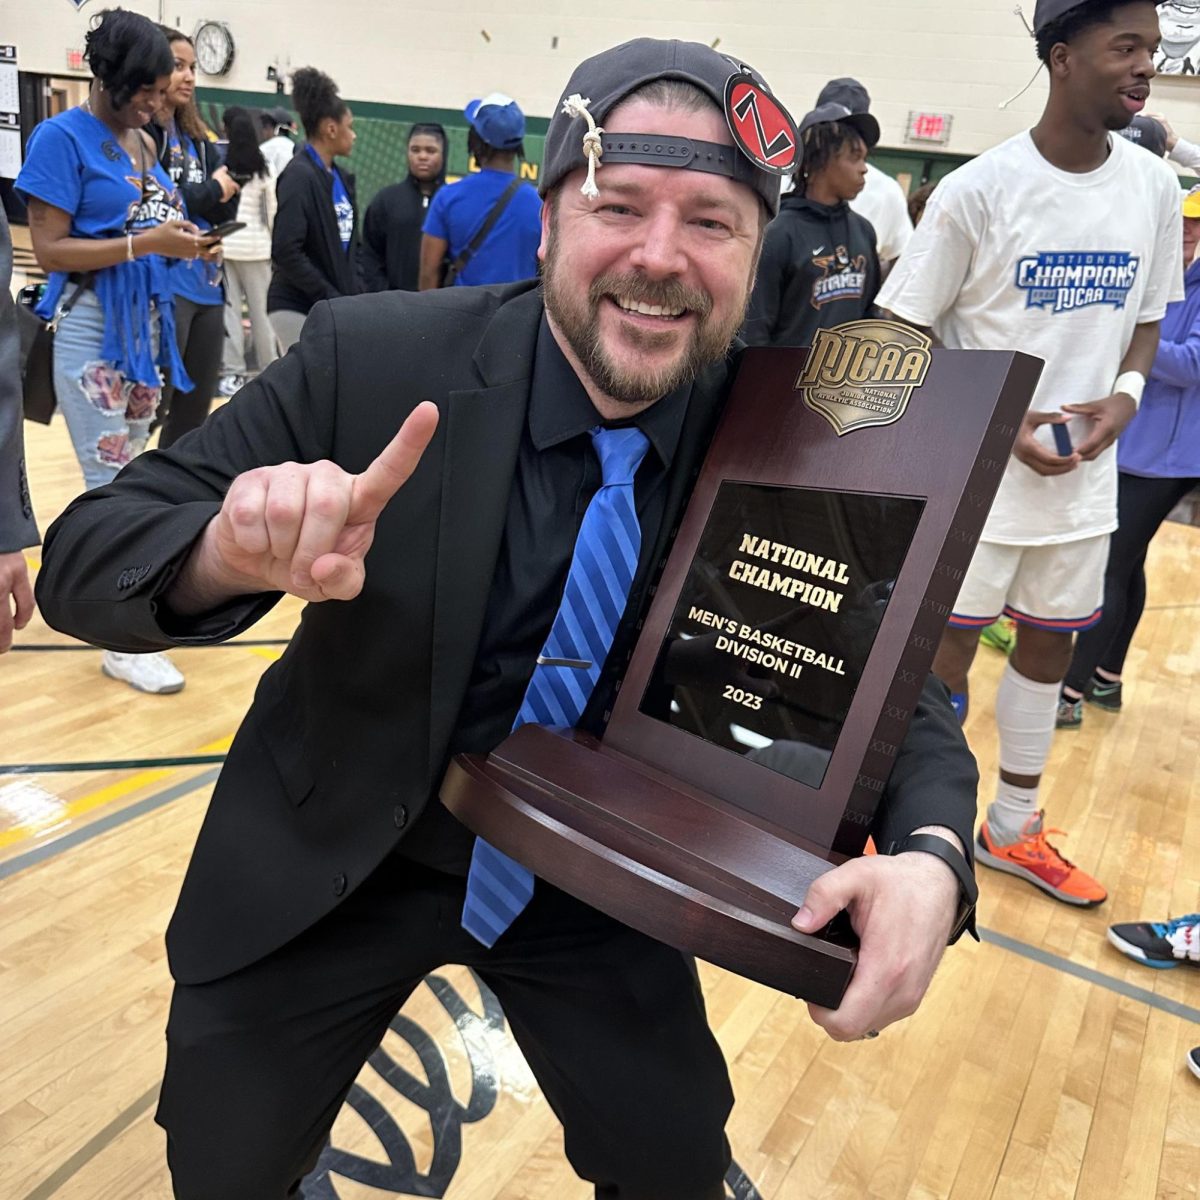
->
[[906, 111, 953, 145]]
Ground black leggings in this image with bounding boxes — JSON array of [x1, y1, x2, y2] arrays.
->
[[1064, 471, 1199, 694], [159, 296, 225, 449]]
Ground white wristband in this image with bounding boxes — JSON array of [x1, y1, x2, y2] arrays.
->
[[1113, 370, 1145, 408]]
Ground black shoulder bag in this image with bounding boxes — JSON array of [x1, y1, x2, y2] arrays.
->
[[441, 177, 522, 287], [17, 275, 92, 425]]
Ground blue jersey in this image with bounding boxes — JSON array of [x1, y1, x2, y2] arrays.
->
[[15, 106, 190, 387], [423, 168, 542, 287], [305, 144, 355, 252], [163, 121, 223, 307]]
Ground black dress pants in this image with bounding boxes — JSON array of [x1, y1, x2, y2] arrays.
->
[[158, 296, 225, 449], [1063, 471, 1199, 693], [156, 856, 733, 1200]]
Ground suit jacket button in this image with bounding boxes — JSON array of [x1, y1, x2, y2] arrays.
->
[[332, 872, 347, 896], [393, 805, 408, 829]]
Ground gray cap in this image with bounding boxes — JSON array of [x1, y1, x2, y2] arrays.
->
[[798, 102, 881, 150], [269, 106, 294, 128], [539, 38, 797, 216], [816, 77, 871, 114], [1116, 114, 1168, 157]]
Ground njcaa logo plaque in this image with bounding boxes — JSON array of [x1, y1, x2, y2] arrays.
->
[[794, 319, 932, 436]]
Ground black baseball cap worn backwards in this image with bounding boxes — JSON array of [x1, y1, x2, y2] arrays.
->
[[538, 37, 798, 216], [1032, 0, 1133, 32]]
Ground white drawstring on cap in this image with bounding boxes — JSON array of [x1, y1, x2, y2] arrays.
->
[[562, 93, 604, 198]]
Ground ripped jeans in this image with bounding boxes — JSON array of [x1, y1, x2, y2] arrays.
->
[[53, 289, 162, 491]]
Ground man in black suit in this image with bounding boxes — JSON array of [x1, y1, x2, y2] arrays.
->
[[0, 210, 38, 652], [36, 39, 978, 1200]]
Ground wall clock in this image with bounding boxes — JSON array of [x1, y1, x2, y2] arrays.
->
[[194, 21, 235, 76]]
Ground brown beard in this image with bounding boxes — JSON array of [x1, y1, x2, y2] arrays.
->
[[542, 223, 753, 407]]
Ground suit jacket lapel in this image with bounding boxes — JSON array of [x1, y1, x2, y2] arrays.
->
[[427, 287, 542, 766]]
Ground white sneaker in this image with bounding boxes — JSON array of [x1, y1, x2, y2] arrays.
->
[[218, 374, 242, 397], [101, 650, 186, 695]]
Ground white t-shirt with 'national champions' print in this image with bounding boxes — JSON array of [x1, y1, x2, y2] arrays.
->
[[878, 130, 1183, 546]]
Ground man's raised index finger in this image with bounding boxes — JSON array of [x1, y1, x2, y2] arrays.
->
[[350, 402, 440, 521]]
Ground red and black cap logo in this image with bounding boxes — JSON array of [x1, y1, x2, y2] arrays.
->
[[723, 72, 798, 177]]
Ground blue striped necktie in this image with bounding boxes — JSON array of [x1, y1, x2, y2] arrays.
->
[[461, 425, 651, 947]]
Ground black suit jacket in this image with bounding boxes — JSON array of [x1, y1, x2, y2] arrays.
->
[[268, 146, 362, 314], [0, 209, 38, 554], [35, 281, 976, 986]]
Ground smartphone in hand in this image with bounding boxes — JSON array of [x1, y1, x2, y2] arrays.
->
[[203, 220, 247, 242]]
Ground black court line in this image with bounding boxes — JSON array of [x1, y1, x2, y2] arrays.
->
[[0, 753, 226, 775], [9, 638, 290, 652], [978, 928, 1200, 1024], [20, 1083, 160, 1200]]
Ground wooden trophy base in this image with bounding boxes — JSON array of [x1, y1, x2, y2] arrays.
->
[[441, 725, 857, 1008]]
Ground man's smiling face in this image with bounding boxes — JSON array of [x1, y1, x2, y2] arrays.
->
[[540, 95, 764, 411]]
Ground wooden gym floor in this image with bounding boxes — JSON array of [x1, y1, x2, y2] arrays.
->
[[2, 234, 1198, 1199]]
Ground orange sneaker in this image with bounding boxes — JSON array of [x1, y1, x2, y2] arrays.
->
[[976, 813, 1106, 907]]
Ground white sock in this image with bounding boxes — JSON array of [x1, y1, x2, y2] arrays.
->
[[987, 663, 1059, 843], [988, 780, 1041, 845]]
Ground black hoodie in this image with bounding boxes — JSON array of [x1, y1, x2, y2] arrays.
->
[[360, 173, 444, 292], [742, 193, 880, 348]]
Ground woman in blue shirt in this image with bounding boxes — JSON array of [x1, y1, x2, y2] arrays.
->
[[152, 27, 241, 448], [16, 8, 212, 695]]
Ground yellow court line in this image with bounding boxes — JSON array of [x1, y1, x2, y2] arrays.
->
[[0, 734, 234, 851]]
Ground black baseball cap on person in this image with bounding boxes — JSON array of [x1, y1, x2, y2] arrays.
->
[[798, 102, 881, 150], [269, 106, 294, 129], [1032, 0, 1141, 32], [816, 77, 871, 114], [539, 38, 798, 216], [1116, 113, 1169, 156]]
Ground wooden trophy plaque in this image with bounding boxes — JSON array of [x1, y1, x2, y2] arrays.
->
[[443, 321, 1042, 1008]]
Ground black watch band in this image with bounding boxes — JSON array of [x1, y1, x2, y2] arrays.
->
[[894, 833, 979, 943]]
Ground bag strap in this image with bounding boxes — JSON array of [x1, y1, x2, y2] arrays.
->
[[48, 274, 94, 332], [446, 177, 522, 282]]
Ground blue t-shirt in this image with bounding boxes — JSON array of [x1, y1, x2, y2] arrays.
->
[[305, 144, 354, 252], [15, 106, 191, 388], [163, 121, 223, 307], [423, 168, 542, 287]]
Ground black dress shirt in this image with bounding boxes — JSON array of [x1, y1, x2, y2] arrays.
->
[[396, 317, 691, 872]]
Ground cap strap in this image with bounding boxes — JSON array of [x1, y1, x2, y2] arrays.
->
[[562, 93, 605, 199], [600, 134, 763, 189]]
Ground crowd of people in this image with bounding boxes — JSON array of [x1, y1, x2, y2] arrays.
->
[[1, 1, 1198, 1193]]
